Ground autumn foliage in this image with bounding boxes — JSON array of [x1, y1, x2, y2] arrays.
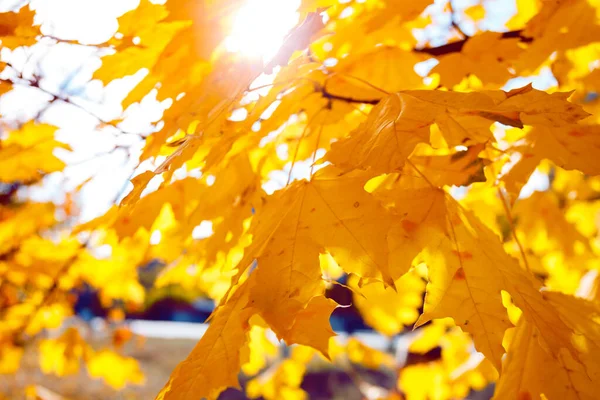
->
[[2, 0, 600, 399]]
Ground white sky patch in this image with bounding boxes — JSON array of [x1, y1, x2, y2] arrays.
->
[[192, 220, 214, 240], [262, 149, 327, 194], [519, 168, 550, 198], [91, 243, 112, 259], [30, 0, 137, 44], [503, 66, 558, 91], [224, 0, 300, 62], [229, 107, 248, 122], [449, 185, 469, 200], [150, 230, 162, 245]]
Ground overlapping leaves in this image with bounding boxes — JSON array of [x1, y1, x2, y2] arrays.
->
[[3, 0, 600, 399]]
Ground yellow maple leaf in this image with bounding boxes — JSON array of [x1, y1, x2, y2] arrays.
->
[[0, 80, 11, 96], [324, 46, 426, 102], [0, 122, 70, 184], [350, 269, 426, 336], [0, 203, 56, 255], [246, 346, 314, 400], [159, 166, 396, 398], [527, 124, 600, 175], [94, 0, 190, 85], [39, 328, 89, 377], [156, 280, 255, 400], [432, 32, 522, 87], [515, 0, 600, 73], [328, 85, 588, 175], [240, 322, 278, 376], [0, 6, 39, 50], [86, 349, 145, 389], [407, 144, 487, 187], [373, 181, 587, 373], [495, 292, 600, 399], [400, 325, 497, 400], [5, 1, 600, 399], [73, 229, 148, 304], [235, 165, 397, 340], [345, 337, 395, 370], [0, 341, 23, 374], [513, 191, 591, 256]]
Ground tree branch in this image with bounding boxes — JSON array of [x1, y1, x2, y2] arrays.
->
[[317, 30, 535, 105], [2, 61, 143, 137], [320, 87, 380, 105], [448, 0, 469, 39], [414, 29, 532, 57]]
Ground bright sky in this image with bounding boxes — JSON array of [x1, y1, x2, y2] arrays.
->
[[0, 0, 304, 221], [225, 0, 300, 61]]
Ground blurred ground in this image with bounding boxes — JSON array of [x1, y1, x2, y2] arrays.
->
[[0, 327, 394, 400], [1, 335, 195, 400], [0, 321, 494, 399]]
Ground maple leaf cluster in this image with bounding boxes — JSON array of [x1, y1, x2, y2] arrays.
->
[[2, 0, 600, 399]]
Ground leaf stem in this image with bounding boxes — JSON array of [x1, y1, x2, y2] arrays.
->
[[497, 187, 531, 273], [406, 158, 435, 189]]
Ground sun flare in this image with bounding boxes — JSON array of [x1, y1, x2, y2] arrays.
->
[[224, 0, 301, 62]]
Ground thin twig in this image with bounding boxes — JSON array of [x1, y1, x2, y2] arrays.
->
[[320, 86, 380, 105], [497, 187, 531, 273], [448, 0, 469, 39], [406, 158, 435, 189], [40, 35, 106, 48], [2, 61, 143, 137], [414, 30, 532, 56], [481, 146, 531, 273], [286, 106, 326, 185], [309, 112, 326, 177], [332, 72, 390, 95]]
